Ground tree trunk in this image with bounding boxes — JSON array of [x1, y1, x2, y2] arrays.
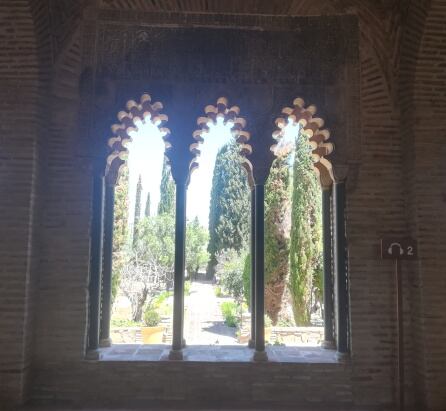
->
[[133, 288, 148, 322]]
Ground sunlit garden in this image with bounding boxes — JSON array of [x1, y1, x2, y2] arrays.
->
[[110, 117, 324, 347]]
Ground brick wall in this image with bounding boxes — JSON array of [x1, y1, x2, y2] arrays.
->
[[1, 1, 446, 409], [405, 1, 446, 408], [0, 0, 40, 404]]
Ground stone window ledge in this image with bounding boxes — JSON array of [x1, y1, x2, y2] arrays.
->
[[91, 344, 344, 364]]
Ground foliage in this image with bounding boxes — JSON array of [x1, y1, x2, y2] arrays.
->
[[111, 318, 141, 328], [185, 217, 209, 278], [264, 150, 292, 325], [214, 286, 224, 298], [152, 290, 172, 307], [220, 301, 239, 327], [158, 158, 175, 215], [207, 141, 250, 278], [133, 174, 143, 245], [151, 290, 173, 317], [289, 132, 323, 325], [120, 213, 175, 321], [136, 213, 175, 272], [242, 253, 251, 307], [184, 280, 192, 296], [112, 167, 130, 306], [143, 307, 161, 327], [215, 249, 247, 305], [119, 247, 170, 322]]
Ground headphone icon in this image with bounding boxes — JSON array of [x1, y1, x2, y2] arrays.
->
[[388, 242, 404, 256]]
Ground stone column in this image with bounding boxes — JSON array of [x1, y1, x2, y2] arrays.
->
[[169, 182, 187, 360], [322, 187, 335, 349], [253, 184, 268, 361], [87, 168, 105, 358], [334, 181, 349, 356], [249, 188, 256, 348], [99, 182, 115, 347]]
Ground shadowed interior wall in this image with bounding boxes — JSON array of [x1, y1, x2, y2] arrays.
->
[[0, 1, 445, 409]]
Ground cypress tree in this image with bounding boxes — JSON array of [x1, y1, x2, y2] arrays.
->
[[207, 140, 250, 278], [144, 192, 151, 217], [289, 133, 323, 325], [133, 174, 143, 245], [158, 157, 175, 215], [264, 149, 291, 325]]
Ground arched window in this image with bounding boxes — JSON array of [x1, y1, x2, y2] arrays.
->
[[87, 93, 171, 354], [87, 95, 348, 362]]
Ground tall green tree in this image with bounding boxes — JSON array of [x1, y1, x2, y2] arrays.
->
[[264, 149, 291, 325], [186, 217, 209, 278], [289, 133, 323, 325], [158, 158, 175, 215], [133, 174, 143, 245], [207, 140, 250, 278], [144, 192, 151, 217], [112, 166, 130, 305]]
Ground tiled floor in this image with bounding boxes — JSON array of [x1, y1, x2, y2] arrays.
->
[[97, 344, 339, 363]]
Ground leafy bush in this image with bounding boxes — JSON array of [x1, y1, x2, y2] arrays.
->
[[143, 308, 161, 327], [242, 254, 251, 306], [216, 249, 247, 304], [152, 291, 172, 307], [151, 291, 173, 317], [214, 285, 224, 297], [184, 280, 192, 296], [111, 318, 141, 328], [221, 301, 239, 327]]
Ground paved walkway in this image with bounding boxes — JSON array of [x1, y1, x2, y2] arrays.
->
[[184, 280, 239, 345]]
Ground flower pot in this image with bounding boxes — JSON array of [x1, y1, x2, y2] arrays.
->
[[141, 326, 165, 344]]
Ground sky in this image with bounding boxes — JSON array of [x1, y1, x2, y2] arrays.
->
[[124, 117, 302, 230], [126, 118, 234, 228]]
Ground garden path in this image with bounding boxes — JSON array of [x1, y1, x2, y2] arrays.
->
[[184, 280, 239, 345]]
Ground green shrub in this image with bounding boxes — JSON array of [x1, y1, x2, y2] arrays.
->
[[152, 291, 172, 308], [214, 285, 224, 297], [242, 254, 251, 306], [184, 280, 192, 296], [111, 318, 141, 328], [216, 249, 247, 304], [220, 301, 239, 327], [144, 308, 161, 327]]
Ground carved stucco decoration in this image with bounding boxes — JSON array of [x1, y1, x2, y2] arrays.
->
[[105, 93, 170, 185], [192, 97, 254, 188], [273, 97, 334, 188]]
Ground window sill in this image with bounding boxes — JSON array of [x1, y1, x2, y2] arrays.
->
[[89, 344, 345, 364]]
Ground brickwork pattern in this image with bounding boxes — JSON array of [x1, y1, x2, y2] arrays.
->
[[0, 1, 446, 410], [0, 0, 41, 405]]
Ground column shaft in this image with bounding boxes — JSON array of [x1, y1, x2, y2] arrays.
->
[[254, 184, 267, 360], [322, 187, 335, 348], [334, 181, 349, 354], [249, 188, 256, 347], [88, 173, 105, 353], [170, 183, 186, 358], [100, 183, 115, 347]]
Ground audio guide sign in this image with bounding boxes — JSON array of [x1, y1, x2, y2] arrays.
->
[[381, 238, 417, 260]]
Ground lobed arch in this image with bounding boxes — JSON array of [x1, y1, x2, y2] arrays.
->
[[191, 97, 254, 187], [105, 93, 171, 185], [272, 97, 334, 189]]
